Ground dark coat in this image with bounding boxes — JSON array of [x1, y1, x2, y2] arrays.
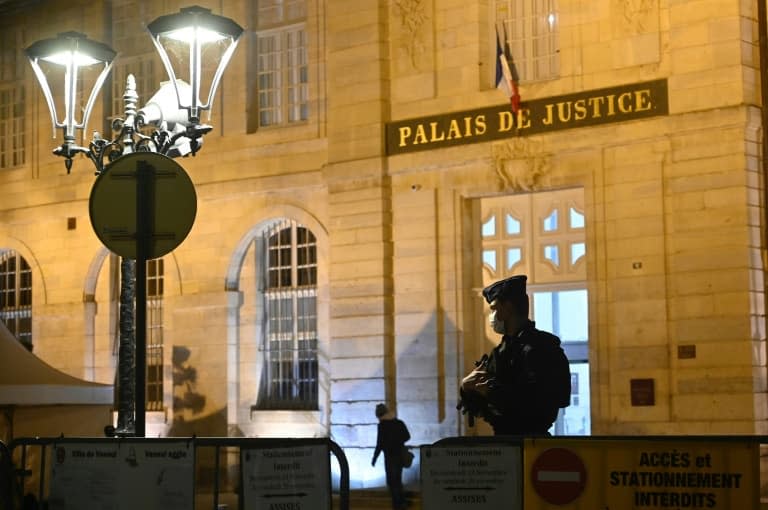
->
[[484, 320, 571, 435], [372, 417, 410, 464]]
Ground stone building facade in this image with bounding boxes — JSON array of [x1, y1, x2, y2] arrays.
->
[[0, 0, 765, 486]]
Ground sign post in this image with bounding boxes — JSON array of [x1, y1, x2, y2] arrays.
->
[[524, 438, 759, 509], [530, 447, 587, 505], [49, 440, 194, 509], [420, 444, 522, 510], [241, 444, 331, 510], [89, 152, 196, 436]]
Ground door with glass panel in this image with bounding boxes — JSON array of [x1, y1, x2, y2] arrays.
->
[[478, 188, 590, 435]]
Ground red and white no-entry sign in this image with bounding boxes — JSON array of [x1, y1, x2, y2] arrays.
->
[[530, 447, 587, 505]]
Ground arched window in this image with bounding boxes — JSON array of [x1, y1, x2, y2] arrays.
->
[[0, 250, 31, 350], [256, 219, 318, 409]]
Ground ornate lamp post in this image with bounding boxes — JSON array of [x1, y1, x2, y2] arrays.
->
[[26, 5, 243, 437]]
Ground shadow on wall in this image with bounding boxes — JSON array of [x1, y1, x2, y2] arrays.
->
[[394, 309, 467, 426], [170, 346, 226, 436], [333, 309, 466, 489], [168, 408, 227, 437]]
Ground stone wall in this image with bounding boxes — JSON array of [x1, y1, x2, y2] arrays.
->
[[0, 0, 764, 490]]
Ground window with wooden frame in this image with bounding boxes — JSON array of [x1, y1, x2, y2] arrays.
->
[[249, 0, 308, 131], [0, 250, 31, 351], [146, 258, 164, 411], [494, 0, 558, 82], [0, 26, 24, 168], [256, 219, 318, 410]]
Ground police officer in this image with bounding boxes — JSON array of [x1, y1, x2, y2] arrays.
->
[[459, 275, 571, 435]]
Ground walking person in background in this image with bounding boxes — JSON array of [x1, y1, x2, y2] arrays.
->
[[371, 403, 411, 509]]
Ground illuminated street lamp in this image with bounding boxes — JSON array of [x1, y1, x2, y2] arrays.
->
[[26, 5, 243, 173], [147, 5, 243, 125], [26, 6, 243, 437], [25, 31, 116, 171]]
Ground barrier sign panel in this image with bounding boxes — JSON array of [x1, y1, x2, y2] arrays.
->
[[241, 444, 331, 510], [421, 444, 522, 510], [48, 441, 194, 510], [524, 438, 759, 509]]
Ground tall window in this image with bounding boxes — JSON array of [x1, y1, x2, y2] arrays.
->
[[479, 188, 588, 435], [111, 57, 158, 119], [495, 0, 558, 82], [532, 288, 590, 435], [146, 258, 164, 411], [110, 1, 160, 122], [0, 27, 24, 168], [111, 1, 159, 52], [0, 250, 32, 351], [250, 0, 308, 130], [257, 219, 318, 410]]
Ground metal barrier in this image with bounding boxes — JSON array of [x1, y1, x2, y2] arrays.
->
[[0, 440, 11, 510], [424, 435, 767, 509], [8, 436, 350, 510]]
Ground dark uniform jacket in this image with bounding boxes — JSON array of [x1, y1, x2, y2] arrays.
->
[[483, 320, 571, 435]]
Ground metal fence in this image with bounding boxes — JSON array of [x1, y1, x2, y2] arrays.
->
[[423, 435, 767, 509], [6, 436, 349, 510]]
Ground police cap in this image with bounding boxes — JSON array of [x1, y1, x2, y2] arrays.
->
[[482, 275, 527, 304]]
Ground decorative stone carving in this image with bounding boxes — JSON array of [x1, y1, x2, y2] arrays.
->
[[616, 0, 656, 34], [393, 0, 428, 69], [491, 137, 552, 192]]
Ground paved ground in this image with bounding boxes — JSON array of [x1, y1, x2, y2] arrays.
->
[[338, 489, 422, 509], [200, 489, 421, 509]]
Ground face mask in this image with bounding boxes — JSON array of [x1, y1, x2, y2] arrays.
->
[[489, 311, 506, 334]]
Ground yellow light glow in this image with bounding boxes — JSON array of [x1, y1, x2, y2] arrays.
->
[[548, 13, 556, 26]]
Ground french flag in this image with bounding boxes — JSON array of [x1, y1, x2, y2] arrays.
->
[[496, 28, 521, 115]]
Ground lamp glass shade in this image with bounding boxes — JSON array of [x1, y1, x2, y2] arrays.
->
[[164, 27, 227, 44], [26, 32, 116, 140], [41, 51, 102, 67], [147, 5, 243, 122]]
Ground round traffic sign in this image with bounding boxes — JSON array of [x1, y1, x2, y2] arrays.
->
[[531, 447, 587, 505], [89, 152, 197, 259]]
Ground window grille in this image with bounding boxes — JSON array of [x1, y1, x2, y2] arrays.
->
[[0, 250, 31, 350], [257, 219, 318, 410], [495, 0, 558, 82], [146, 258, 164, 411]]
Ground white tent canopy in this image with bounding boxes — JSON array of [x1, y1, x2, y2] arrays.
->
[[0, 322, 112, 405]]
